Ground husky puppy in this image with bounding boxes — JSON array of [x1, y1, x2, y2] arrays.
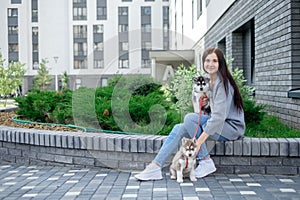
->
[[170, 137, 197, 183], [192, 76, 211, 114]]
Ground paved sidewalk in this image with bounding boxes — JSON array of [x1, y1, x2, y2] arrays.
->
[[0, 163, 299, 200]]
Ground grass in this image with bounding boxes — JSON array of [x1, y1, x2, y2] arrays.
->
[[245, 115, 300, 138]]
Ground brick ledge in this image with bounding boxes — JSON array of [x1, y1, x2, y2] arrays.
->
[[0, 126, 299, 175]]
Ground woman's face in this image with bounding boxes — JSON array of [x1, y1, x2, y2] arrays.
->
[[204, 53, 219, 76]]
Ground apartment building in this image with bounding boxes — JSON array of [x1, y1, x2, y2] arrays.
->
[[0, 0, 170, 92], [163, 0, 300, 128]]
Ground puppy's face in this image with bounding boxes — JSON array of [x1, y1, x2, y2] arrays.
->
[[193, 76, 210, 93], [181, 138, 197, 157]]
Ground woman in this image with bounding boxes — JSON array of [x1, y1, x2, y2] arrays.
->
[[135, 47, 245, 181]]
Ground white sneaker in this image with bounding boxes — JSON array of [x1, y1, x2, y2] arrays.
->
[[134, 163, 163, 181], [195, 159, 216, 178]]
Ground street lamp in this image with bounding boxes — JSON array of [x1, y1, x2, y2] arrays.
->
[[53, 56, 59, 91]]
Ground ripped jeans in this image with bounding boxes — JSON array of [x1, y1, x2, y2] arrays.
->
[[153, 113, 229, 167]]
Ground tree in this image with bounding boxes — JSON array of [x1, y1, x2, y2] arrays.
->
[[34, 59, 52, 90], [0, 53, 26, 107], [61, 71, 69, 89]]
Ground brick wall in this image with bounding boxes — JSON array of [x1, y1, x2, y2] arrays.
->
[[1, 126, 300, 175], [197, 0, 300, 128]]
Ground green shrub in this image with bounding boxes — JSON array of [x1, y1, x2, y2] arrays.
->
[[15, 89, 73, 123], [230, 67, 266, 125], [96, 75, 180, 135], [166, 64, 203, 116]]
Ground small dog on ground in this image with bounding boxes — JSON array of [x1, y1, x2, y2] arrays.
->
[[170, 137, 197, 183], [192, 75, 211, 114]]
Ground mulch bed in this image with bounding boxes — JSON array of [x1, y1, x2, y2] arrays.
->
[[0, 111, 81, 132]]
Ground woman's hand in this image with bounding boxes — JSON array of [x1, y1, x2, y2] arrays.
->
[[200, 92, 209, 106]]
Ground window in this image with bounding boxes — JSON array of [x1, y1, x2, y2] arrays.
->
[[73, 0, 87, 20], [101, 78, 108, 86], [32, 27, 38, 35], [8, 44, 18, 53], [119, 59, 129, 68], [141, 24, 151, 33], [119, 7, 128, 15], [94, 25, 104, 33], [142, 42, 151, 50], [197, 0, 202, 19], [74, 60, 87, 69], [118, 24, 128, 32], [8, 26, 18, 35], [142, 59, 151, 68], [94, 42, 103, 51], [33, 61, 39, 70], [74, 42, 87, 56], [119, 42, 129, 51], [97, 0, 107, 20], [32, 44, 38, 52], [73, 7, 87, 20], [75, 78, 82, 89], [163, 6, 169, 50], [11, 0, 22, 4], [31, 0, 38, 22], [73, 25, 87, 38], [8, 8, 18, 17], [192, 0, 194, 28], [141, 7, 151, 16], [94, 60, 104, 69]]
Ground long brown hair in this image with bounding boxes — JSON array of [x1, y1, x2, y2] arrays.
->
[[202, 48, 244, 111]]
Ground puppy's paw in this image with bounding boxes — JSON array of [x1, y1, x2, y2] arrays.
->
[[176, 178, 183, 183], [190, 176, 197, 182], [170, 175, 176, 180]]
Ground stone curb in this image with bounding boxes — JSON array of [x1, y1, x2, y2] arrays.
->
[[0, 126, 300, 174]]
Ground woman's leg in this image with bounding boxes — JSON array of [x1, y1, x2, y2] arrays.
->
[[135, 122, 190, 181], [183, 113, 210, 160], [153, 123, 190, 167]]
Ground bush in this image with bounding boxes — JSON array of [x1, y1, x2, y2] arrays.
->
[[95, 75, 180, 135], [166, 64, 203, 116], [230, 67, 266, 125], [15, 89, 73, 123]]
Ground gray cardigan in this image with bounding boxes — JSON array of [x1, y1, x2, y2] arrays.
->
[[203, 75, 245, 140]]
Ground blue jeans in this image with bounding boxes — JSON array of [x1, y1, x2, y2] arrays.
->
[[153, 113, 229, 167]]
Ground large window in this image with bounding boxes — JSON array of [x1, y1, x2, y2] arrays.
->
[[8, 8, 18, 62], [73, 0, 87, 20], [97, 0, 107, 20], [118, 7, 129, 69], [73, 25, 88, 69], [93, 25, 104, 69], [73, 25, 87, 38], [32, 27, 39, 69], [31, 0, 38, 22]]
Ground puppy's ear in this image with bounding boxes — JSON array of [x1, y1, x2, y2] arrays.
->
[[181, 137, 187, 145], [204, 77, 210, 83], [193, 138, 197, 144], [193, 77, 198, 82]]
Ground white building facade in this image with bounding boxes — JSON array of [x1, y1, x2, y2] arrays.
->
[[0, 0, 170, 92]]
